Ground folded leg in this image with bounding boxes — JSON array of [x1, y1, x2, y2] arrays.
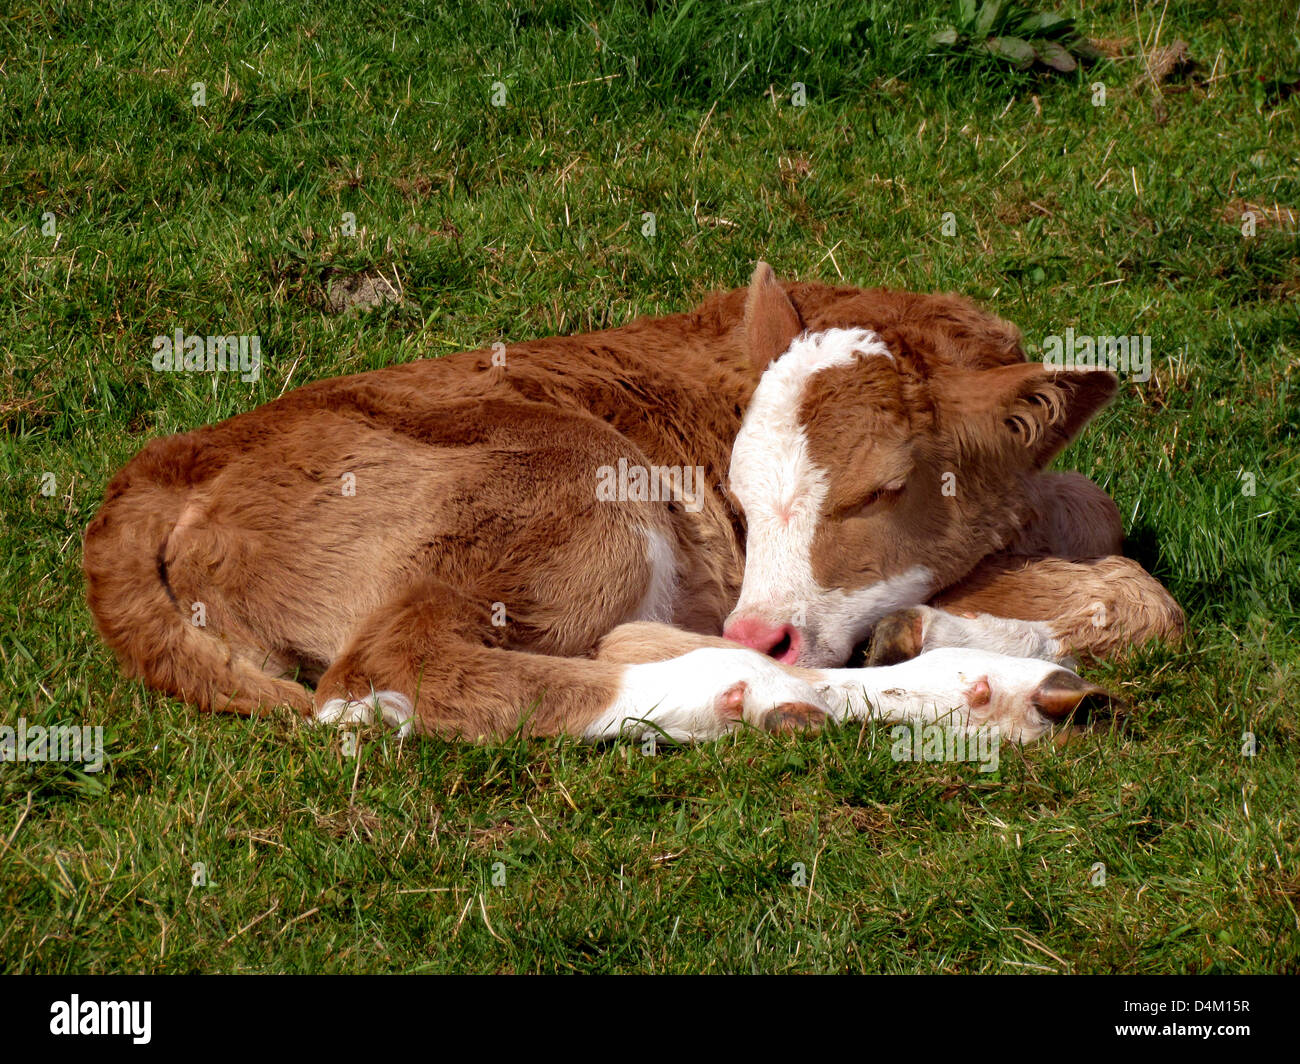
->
[[597, 622, 1106, 743], [313, 583, 834, 742], [866, 553, 1184, 665]]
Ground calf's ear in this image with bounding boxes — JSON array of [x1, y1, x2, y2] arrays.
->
[[744, 261, 803, 374], [940, 362, 1118, 467]]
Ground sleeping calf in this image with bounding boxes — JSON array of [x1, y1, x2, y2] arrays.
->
[[84, 263, 1182, 743]]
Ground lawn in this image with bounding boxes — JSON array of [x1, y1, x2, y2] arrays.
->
[[1, 0, 1296, 973]]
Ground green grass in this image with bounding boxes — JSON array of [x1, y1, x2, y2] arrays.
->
[[1, 0, 1297, 973]]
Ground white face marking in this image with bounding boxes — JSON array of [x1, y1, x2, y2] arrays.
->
[[727, 327, 932, 665], [627, 527, 679, 624]]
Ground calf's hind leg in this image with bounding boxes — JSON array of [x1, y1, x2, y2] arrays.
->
[[312, 580, 835, 742], [311, 577, 616, 738]]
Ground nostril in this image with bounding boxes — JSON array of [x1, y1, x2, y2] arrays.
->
[[771, 625, 802, 664], [723, 618, 803, 663]]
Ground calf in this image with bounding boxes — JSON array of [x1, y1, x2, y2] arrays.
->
[[83, 264, 1182, 743]]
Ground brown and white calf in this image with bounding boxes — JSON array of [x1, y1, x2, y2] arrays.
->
[[83, 264, 1183, 744]]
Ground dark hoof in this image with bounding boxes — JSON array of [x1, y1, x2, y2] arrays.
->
[[1033, 670, 1114, 722], [865, 608, 926, 666], [762, 702, 830, 734]]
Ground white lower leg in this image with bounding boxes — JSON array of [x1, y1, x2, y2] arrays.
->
[[807, 648, 1088, 743], [314, 689, 416, 738], [582, 647, 831, 743], [918, 607, 1071, 665]]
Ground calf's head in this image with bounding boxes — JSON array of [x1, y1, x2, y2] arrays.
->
[[723, 264, 1117, 667]]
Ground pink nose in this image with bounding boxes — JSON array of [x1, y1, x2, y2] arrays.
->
[[723, 618, 802, 664]]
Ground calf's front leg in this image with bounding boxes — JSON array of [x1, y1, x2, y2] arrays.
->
[[865, 553, 1185, 666], [597, 622, 1106, 743]]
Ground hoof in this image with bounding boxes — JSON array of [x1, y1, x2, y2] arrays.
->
[[865, 607, 926, 667], [762, 702, 830, 734], [1032, 670, 1113, 722]]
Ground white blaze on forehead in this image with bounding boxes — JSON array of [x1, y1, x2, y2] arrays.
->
[[730, 328, 891, 510], [729, 327, 932, 663]]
